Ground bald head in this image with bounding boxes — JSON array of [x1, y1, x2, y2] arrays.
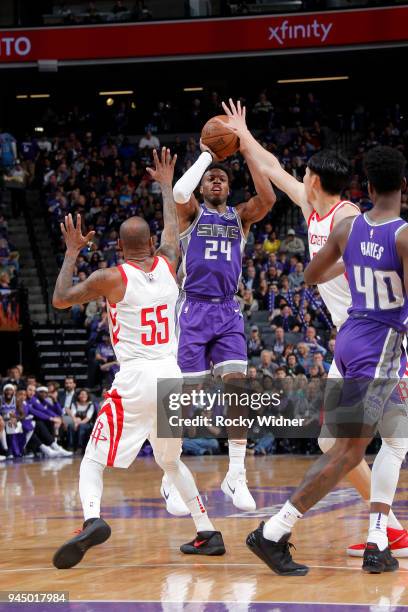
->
[[119, 217, 151, 251]]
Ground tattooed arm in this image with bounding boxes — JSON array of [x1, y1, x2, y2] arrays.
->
[[147, 147, 180, 272], [53, 213, 120, 308]]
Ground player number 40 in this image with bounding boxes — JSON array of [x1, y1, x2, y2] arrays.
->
[[141, 305, 169, 345], [204, 239, 232, 261], [354, 266, 404, 310]]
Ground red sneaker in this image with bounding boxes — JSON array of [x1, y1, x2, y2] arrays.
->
[[347, 527, 408, 558]]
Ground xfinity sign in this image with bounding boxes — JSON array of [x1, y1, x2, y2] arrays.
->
[[268, 19, 333, 45], [0, 36, 31, 57]]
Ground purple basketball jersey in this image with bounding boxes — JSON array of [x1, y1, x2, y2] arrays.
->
[[344, 213, 408, 332], [179, 204, 246, 299]]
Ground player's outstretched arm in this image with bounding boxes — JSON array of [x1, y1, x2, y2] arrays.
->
[[147, 148, 180, 272], [304, 216, 354, 284], [221, 99, 312, 219], [53, 213, 113, 308]]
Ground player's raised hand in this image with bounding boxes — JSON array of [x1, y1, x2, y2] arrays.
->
[[199, 139, 223, 162], [219, 99, 249, 136], [146, 147, 177, 186], [60, 213, 95, 256]]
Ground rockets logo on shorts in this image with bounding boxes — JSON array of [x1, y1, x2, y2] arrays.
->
[[90, 420, 108, 447]]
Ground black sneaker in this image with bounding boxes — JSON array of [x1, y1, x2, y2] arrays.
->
[[180, 531, 226, 556], [246, 522, 309, 576], [362, 542, 399, 573], [53, 518, 111, 569]]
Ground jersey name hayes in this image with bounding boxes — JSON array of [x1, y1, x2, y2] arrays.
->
[[360, 241, 384, 261], [197, 223, 240, 240]]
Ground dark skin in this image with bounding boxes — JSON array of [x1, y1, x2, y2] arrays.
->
[[53, 148, 178, 309], [176, 134, 277, 412], [176, 145, 276, 237], [290, 180, 408, 514]]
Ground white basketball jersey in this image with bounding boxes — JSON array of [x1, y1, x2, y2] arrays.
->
[[308, 200, 360, 329], [107, 256, 179, 363]]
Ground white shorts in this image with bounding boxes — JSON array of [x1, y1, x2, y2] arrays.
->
[[85, 357, 183, 468]]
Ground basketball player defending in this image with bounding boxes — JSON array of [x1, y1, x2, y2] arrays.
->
[[220, 100, 408, 557], [160, 136, 276, 514], [52, 148, 225, 569]]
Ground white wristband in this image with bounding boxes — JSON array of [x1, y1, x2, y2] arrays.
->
[[173, 151, 213, 204]]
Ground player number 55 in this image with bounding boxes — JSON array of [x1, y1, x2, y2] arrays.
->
[[141, 305, 169, 345]]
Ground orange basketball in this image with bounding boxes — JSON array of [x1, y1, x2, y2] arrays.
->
[[201, 115, 240, 161]]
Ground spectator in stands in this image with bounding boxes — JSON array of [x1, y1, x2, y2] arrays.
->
[[247, 325, 265, 358], [263, 230, 280, 255], [296, 343, 313, 374], [286, 353, 306, 377], [0, 129, 17, 169], [252, 92, 274, 129], [325, 338, 336, 364], [239, 288, 259, 317], [138, 128, 160, 150], [96, 333, 119, 385], [66, 389, 95, 453], [258, 349, 278, 377], [288, 261, 305, 289], [58, 376, 76, 413], [279, 229, 305, 257], [271, 327, 286, 361], [112, 0, 128, 14], [3, 365, 25, 390], [304, 326, 327, 355], [270, 305, 298, 331], [247, 365, 258, 380], [312, 352, 330, 375]]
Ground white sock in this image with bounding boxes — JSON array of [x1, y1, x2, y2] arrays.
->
[[79, 457, 104, 521], [228, 441, 246, 477], [160, 458, 215, 532], [186, 495, 214, 532], [263, 500, 303, 542], [368, 512, 389, 550], [387, 510, 403, 531]]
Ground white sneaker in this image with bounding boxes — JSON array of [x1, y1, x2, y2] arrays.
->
[[160, 477, 189, 516], [52, 444, 73, 457], [221, 470, 256, 511], [41, 445, 60, 458], [0, 455, 5, 461]]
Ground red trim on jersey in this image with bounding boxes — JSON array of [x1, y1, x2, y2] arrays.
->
[[158, 255, 176, 279], [329, 201, 360, 232], [98, 400, 115, 466], [117, 264, 128, 285], [109, 389, 124, 466], [314, 201, 343, 223], [126, 256, 159, 273], [307, 211, 315, 228]]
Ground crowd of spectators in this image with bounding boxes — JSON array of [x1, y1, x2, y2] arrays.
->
[[0, 368, 98, 459], [1, 88, 406, 458]]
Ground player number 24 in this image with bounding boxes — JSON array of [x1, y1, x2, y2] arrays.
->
[[141, 305, 169, 345], [204, 239, 232, 261], [354, 266, 404, 310]]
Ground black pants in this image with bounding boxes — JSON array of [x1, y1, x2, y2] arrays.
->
[[10, 188, 26, 218], [26, 420, 54, 452]]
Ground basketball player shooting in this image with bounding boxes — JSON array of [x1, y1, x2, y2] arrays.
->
[[51, 148, 225, 569], [220, 99, 408, 559], [161, 126, 276, 514]]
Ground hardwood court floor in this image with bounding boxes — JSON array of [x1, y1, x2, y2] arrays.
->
[[1, 455, 408, 611]]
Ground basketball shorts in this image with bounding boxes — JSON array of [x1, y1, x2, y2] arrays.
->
[[85, 357, 183, 469], [176, 294, 247, 378]]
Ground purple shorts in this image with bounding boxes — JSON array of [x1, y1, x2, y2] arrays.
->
[[176, 294, 247, 378], [335, 317, 406, 379]]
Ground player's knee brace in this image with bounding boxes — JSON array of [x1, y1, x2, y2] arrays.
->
[[318, 437, 335, 454], [381, 437, 408, 463]]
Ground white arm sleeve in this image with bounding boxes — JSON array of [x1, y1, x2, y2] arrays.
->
[[173, 151, 213, 204]]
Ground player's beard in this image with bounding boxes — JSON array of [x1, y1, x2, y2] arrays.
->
[[205, 193, 227, 208]]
